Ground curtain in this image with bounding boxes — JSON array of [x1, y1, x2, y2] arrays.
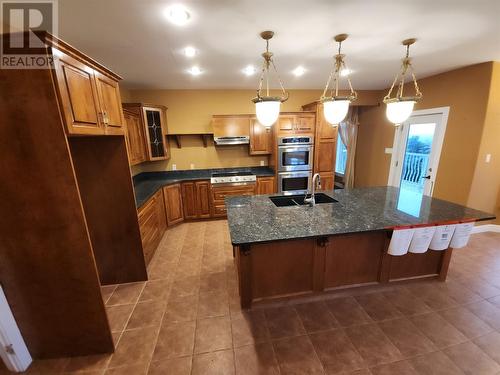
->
[[338, 107, 359, 188]]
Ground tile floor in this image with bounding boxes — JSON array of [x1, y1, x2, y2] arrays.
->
[[3, 221, 500, 375]]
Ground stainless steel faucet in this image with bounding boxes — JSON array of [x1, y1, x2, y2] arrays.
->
[[304, 173, 321, 206]]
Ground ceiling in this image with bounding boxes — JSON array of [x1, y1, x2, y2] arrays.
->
[[58, 0, 500, 90]]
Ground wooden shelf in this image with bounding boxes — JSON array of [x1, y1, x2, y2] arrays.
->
[[167, 133, 213, 148]]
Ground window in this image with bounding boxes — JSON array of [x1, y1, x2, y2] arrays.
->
[[335, 132, 347, 175]]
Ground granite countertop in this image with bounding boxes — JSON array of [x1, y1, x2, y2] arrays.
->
[[133, 167, 275, 208], [226, 186, 495, 245]]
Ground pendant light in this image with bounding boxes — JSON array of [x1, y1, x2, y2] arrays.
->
[[252, 31, 289, 128], [383, 38, 422, 125], [320, 34, 357, 126]]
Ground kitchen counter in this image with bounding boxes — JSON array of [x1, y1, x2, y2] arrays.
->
[[133, 167, 275, 208], [226, 186, 495, 245]]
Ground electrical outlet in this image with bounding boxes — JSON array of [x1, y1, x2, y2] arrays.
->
[[485, 154, 491, 163], [172, 164, 177, 170], [190, 163, 195, 169], [260, 160, 265, 166], [385, 148, 393, 154]]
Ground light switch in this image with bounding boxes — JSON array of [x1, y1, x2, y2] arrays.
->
[[260, 160, 265, 166], [485, 154, 491, 163], [172, 164, 177, 170], [190, 163, 195, 169], [385, 148, 393, 154]]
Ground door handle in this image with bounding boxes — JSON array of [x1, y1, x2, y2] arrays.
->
[[422, 175, 431, 180]]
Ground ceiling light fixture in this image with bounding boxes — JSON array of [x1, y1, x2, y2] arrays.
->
[[252, 30, 289, 128], [187, 66, 202, 76], [293, 66, 306, 77], [320, 34, 357, 126], [242, 65, 256, 76], [164, 4, 191, 26], [383, 38, 422, 125], [340, 68, 351, 77], [184, 46, 196, 57]]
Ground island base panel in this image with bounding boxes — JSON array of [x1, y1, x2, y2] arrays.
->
[[235, 231, 454, 308]]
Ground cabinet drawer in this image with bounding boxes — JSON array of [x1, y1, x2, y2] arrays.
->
[[212, 185, 255, 200]]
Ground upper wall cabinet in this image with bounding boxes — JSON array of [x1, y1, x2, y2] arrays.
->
[[122, 103, 170, 163], [53, 49, 125, 136], [123, 109, 147, 165], [277, 112, 316, 136], [249, 117, 272, 155]]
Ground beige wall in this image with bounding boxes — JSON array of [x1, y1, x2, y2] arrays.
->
[[126, 89, 378, 173], [467, 62, 500, 223], [356, 62, 494, 207]]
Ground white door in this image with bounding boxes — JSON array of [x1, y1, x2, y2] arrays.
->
[[388, 108, 449, 196]]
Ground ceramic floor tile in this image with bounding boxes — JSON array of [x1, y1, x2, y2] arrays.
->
[[231, 310, 270, 347], [101, 285, 117, 304], [345, 323, 402, 367], [378, 318, 437, 358], [408, 351, 465, 375], [234, 343, 280, 375], [309, 329, 366, 374], [152, 320, 196, 361], [295, 301, 340, 333], [106, 283, 144, 306], [108, 326, 158, 368], [370, 360, 419, 375], [139, 279, 170, 302], [264, 306, 306, 339], [191, 350, 235, 375], [199, 272, 227, 294], [194, 316, 233, 353], [169, 276, 200, 299], [106, 304, 135, 333], [126, 300, 166, 330], [438, 306, 494, 339], [325, 297, 373, 327], [197, 290, 230, 318], [382, 289, 432, 316], [147, 356, 192, 375], [24, 358, 69, 374], [443, 341, 500, 375], [409, 312, 468, 349], [63, 354, 111, 373], [474, 331, 500, 365], [355, 293, 403, 322], [163, 294, 198, 322], [272, 335, 325, 375], [104, 362, 149, 375], [465, 300, 500, 330]]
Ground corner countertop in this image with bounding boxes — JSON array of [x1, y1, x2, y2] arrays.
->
[[225, 186, 495, 245], [133, 167, 275, 209]]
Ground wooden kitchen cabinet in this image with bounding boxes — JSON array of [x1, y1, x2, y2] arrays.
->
[[138, 189, 166, 264], [249, 118, 272, 155], [277, 113, 316, 135], [256, 176, 275, 195], [302, 102, 337, 190], [122, 103, 170, 163], [211, 183, 256, 217], [163, 184, 184, 226], [181, 180, 211, 219], [53, 50, 125, 136], [124, 109, 147, 165]]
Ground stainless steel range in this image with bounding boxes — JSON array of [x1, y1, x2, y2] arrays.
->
[[210, 171, 257, 185]]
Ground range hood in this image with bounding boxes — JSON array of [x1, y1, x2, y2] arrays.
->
[[212, 115, 250, 146], [213, 136, 249, 145]]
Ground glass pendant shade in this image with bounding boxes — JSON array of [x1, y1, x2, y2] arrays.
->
[[323, 99, 350, 125], [255, 100, 281, 127], [385, 100, 415, 125]]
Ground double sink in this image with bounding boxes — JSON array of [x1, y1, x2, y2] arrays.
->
[[270, 193, 337, 207]]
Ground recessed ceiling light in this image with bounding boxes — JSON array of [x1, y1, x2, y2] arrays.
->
[[187, 66, 202, 76], [242, 65, 256, 76], [164, 4, 190, 26], [293, 66, 306, 77], [340, 68, 352, 77], [184, 46, 196, 57]]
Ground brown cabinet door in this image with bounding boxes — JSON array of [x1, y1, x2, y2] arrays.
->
[[94, 72, 124, 134], [138, 193, 162, 265], [212, 116, 250, 138], [250, 118, 272, 155], [211, 184, 255, 217], [142, 107, 169, 161], [196, 181, 211, 218], [53, 52, 103, 135], [181, 182, 198, 219], [163, 184, 184, 226], [297, 115, 315, 133], [256, 177, 275, 195], [155, 190, 167, 234], [124, 110, 147, 165], [319, 172, 334, 190], [278, 115, 296, 134]]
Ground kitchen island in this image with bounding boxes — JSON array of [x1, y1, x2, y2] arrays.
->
[[226, 187, 495, 308]]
